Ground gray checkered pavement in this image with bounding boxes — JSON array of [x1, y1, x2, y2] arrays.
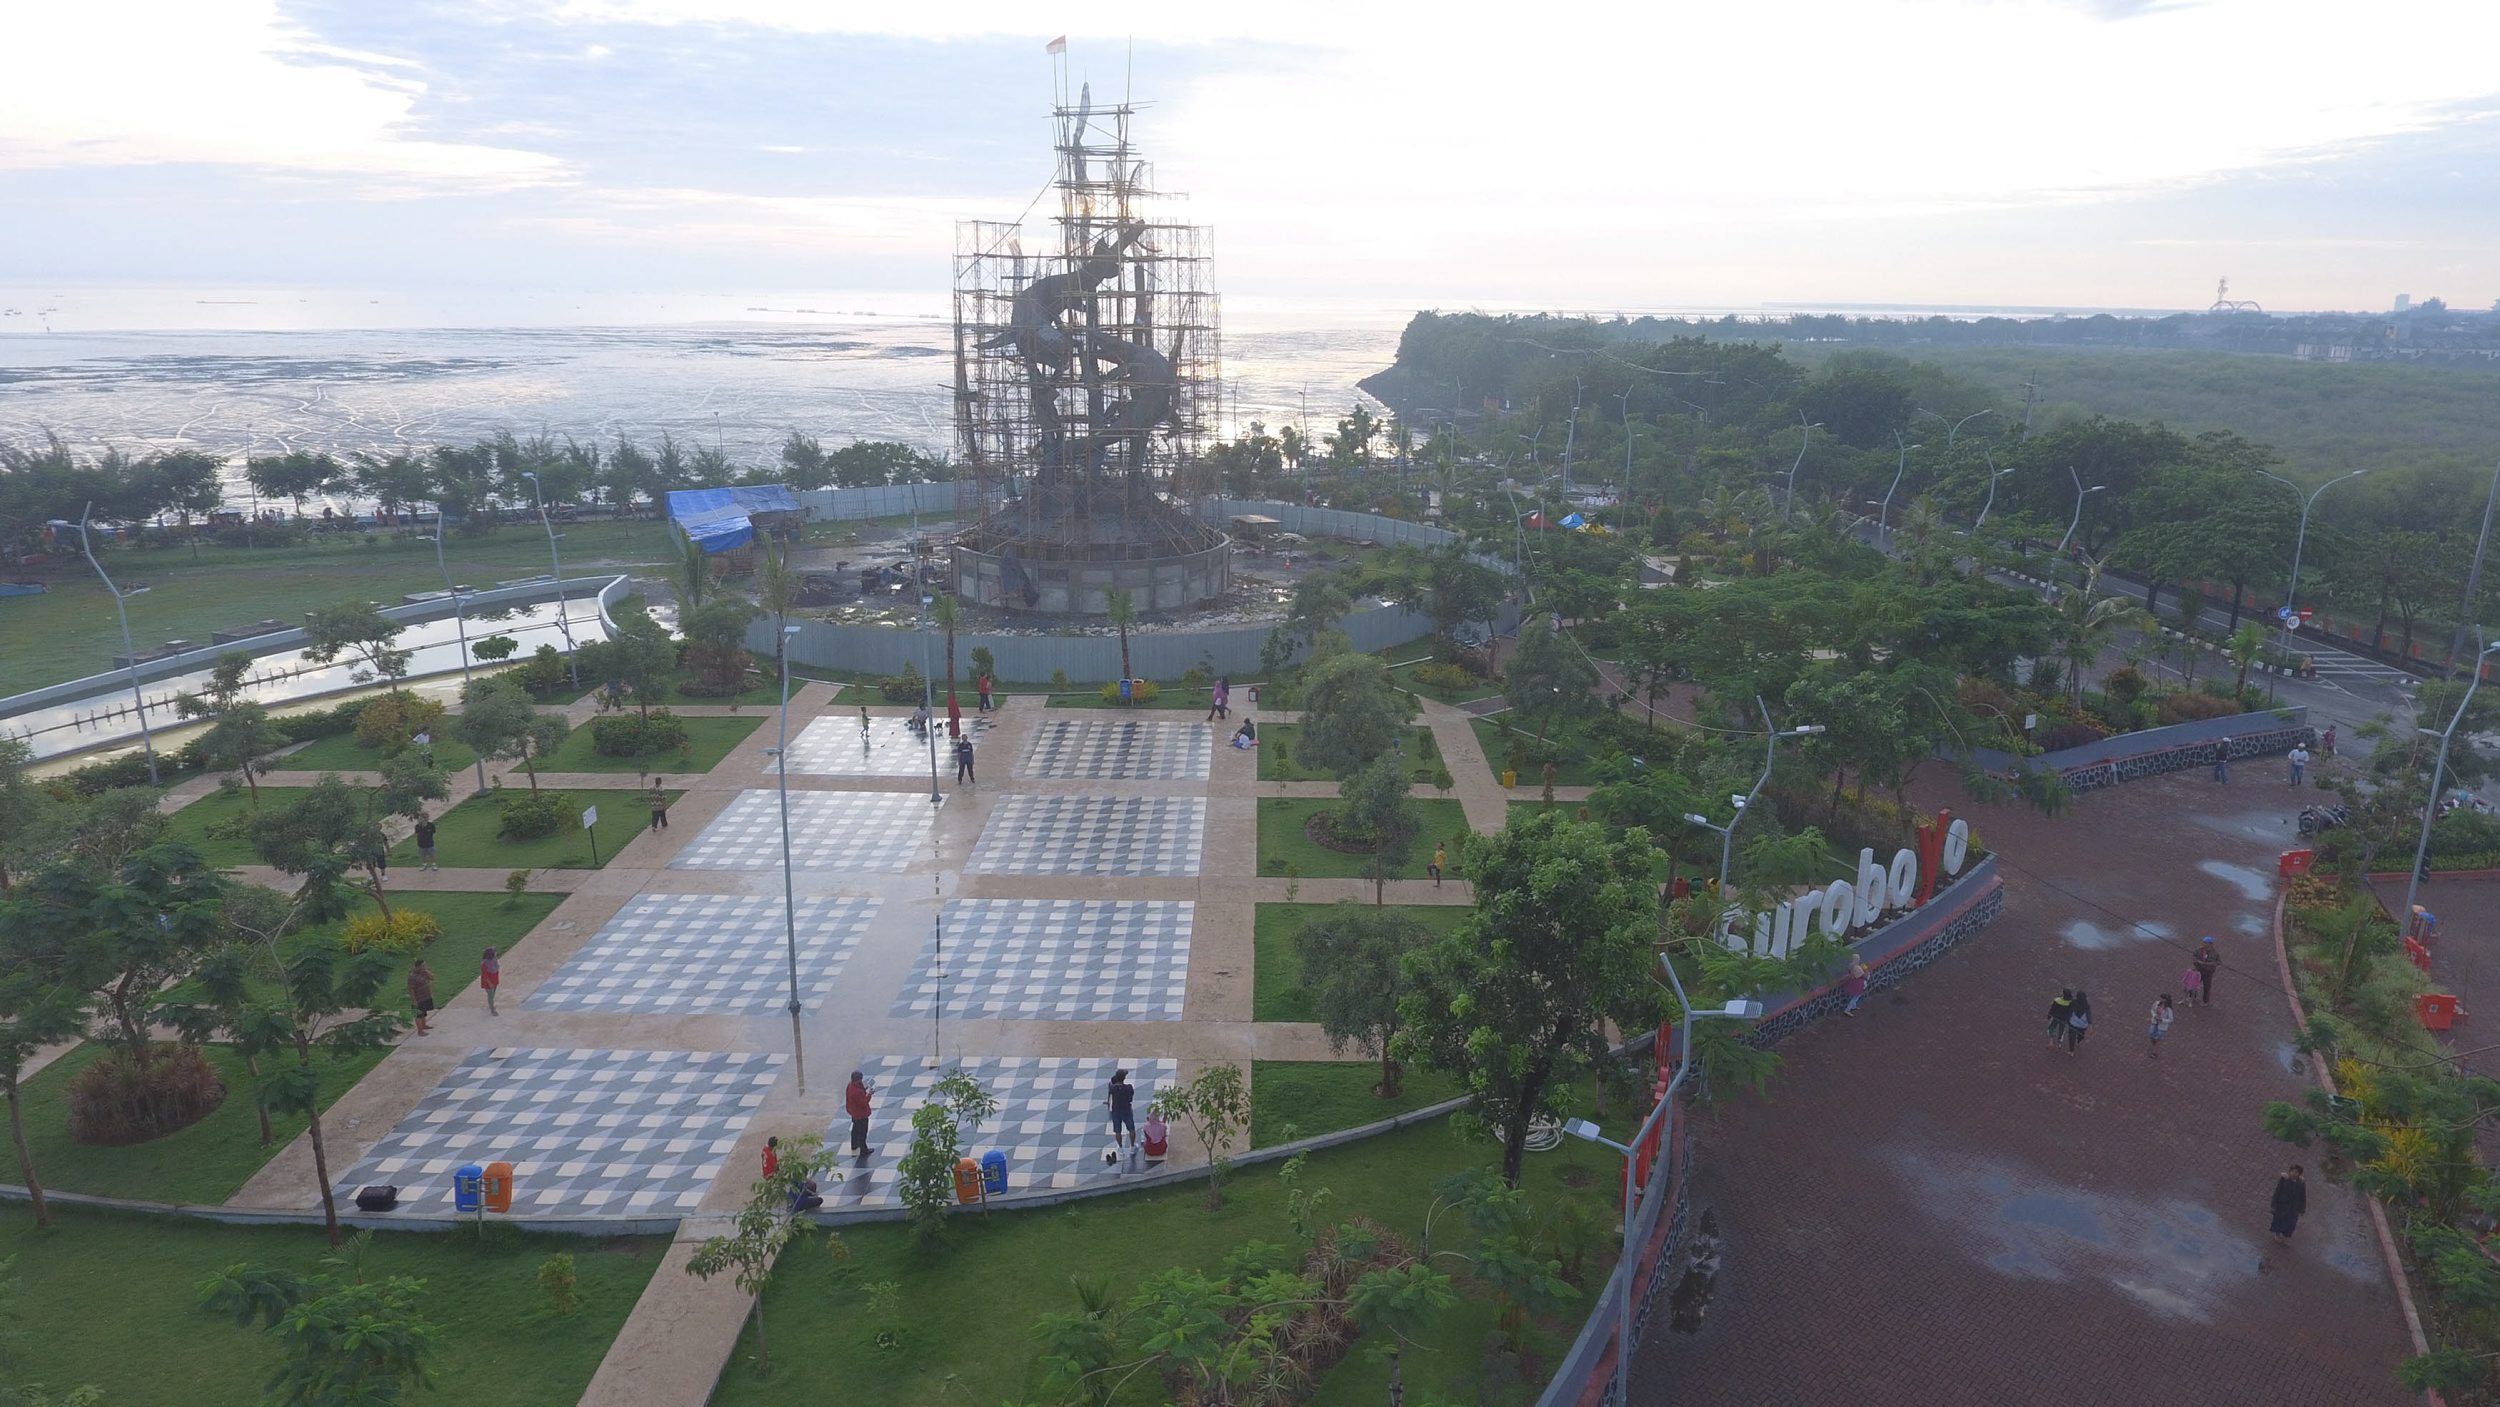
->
[[1019, 718, 1213, 780], [966, 794, 1205, 876], [670, 789, 938, 872], [329, 1046, 783, 1216], [782, 714, 995, 777], [822, 1054, 1179, 1207], [523, 895, 878, 1015], [893, 900, 1192, 1021]]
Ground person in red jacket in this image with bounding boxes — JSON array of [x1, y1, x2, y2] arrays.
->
[[761, 1135, 779, 1182], [845, 1071, 875, 1164]]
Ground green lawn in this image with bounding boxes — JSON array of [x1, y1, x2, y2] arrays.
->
[[1031, 679, 1231, 711], [1249, 1060, 1467, 1148], [710, 1107, 1629, 1407], [0, 1206, 663, 1407], [535, 713, 764, 774], [280, 731, 482, 775], [1, 519, 679, 695], [1387, 657, 1506, 706], [1470, 716, 1612, 787], [162, 785, 322, 868], [1252, 902, 1472, 1022], [391, 789, 679, 870], [1255, 723, 1446, 785], [1255, 797, 1476, 880], [18, 892, 560, 1204]]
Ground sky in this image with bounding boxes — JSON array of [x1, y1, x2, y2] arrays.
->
[[2, 0, 2496, 323]]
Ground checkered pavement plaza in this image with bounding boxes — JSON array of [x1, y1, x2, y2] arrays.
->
[[781, 714, 996, 777], [523, 894, 879, 1015], [892, 899, 1193, 1021], [330, 1047, 784, 1216], [668, 788, 937, 872], [1019, 717, 1213, 780], [822, 1054, 1180, 1207], [966, 794, 1206, 876]]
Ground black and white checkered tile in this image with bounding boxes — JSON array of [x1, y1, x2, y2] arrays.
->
[[523, 895, 878, 1015], [782, 715, 995, 777], [669, 789, 937, 872], [1019, 718, 1213, 780], [891, 899, 1192, 1021], [966, 794, 1205, 876], [330, 1046, 783, 1216], [821, 1054, 1179, 1207]]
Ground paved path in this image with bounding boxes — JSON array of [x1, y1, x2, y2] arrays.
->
[[1636, 766, 2414, 1407]]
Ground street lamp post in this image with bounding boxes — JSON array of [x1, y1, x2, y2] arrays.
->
[[519, 470, 578, 688], [1783, 417, 1821, 522], [2404, 638, 2500, 926], [2051, 470, 2107, 598], [911, 499, 941, 802], [2255, 466, 2369, 697], [763, 623, 808, 1094], [1619, 388, 1636, 488], [1972, 451, 2017, 535], [76, 503, 159, 785], [1682, 697, 1825, 898], [1877, 435, 1923, 546], [433, 505, 492, 797], [1915, 406, 1995, 449]]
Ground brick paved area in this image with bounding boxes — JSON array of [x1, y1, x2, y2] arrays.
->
[[1639, 768, 2413, 1407]]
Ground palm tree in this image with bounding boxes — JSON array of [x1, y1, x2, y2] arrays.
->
[[677, 533, 711, 613], [2050, 560, 2146, 707], [1106, 588, 1136, 698], [2225, 621, 2269, 701], [756, 537, 795, 667], [932, 594, 961, 702]]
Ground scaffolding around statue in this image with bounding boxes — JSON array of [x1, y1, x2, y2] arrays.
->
[[950, 86, 1228, 614]]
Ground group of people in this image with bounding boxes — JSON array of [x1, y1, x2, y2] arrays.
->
[[757, 1067, 1156, 1209], [2044, 937, 2222, 1058]]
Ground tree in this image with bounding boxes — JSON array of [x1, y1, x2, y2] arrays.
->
[[1337, 753, 1420, 906], [1264, 571, 1354, 672], [2047, 564, 2146, 707], [1387, 542, 1507, 659], [57, 843, 225, 1081], [0, 738, 59, 893], [243, 452, 343, 515], [175, 653, 289, 804], [303, 601, 413, 697], [453, 678, 568, 793], [1296, 906, 1434, 1096], [350, 452, 433, 523], [245, 775, 408, 921], [681, 597, 760, 694], [1294, 646, 1415, 782], [0, 880, 95, 1228], [1105, 588, 1137, 691], [894, 1072, 1000, 1244], [1503, 619, 1599, 745], [578, 612, 677, 722], [1345, 1260, 1460, 1404], [2225, 620, 2269, 700], [1148, 1063, 1252, 1209], [1396, 812, 1665, 1185], [778, 430, 831, 491], [932, 595, 961, 702], [686, 1132, 843, 1376], [201, 1231, 436, 1390], [149, 450, 225, 525], [675, 531, 713, 613]]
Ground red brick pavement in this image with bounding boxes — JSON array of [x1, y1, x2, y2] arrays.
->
[[1633, 768, 2414, 1407]]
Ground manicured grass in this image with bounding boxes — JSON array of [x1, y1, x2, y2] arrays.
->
[[390, 789, 679, 870], [534, 713, 764, 773], [1387, 657, 1506, 705], [279, 731, 482, 775], [297, 890, 564, 1017], [1250, 1060, 1467, 1148], [1470, 716, 1612, 788], [1033, 679, 1230, 711], [161, 785, 323, 868], [1252, 902, 1472, 1023], [1, 518, 679, 694], [1255, 722, 1445, 785], [710, 1107, 1630, 1407], [13, 1042, 387, 1205], [0, 1206, 664, 1407], [1256, 797, 1476, 880]]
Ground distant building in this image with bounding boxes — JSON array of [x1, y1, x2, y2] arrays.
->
[[2395, 294, 2413, 312], [2294, 343, 2355, 363]]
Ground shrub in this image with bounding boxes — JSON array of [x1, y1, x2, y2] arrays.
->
[[499, 789, 569, 841], [2432, 808, 2500, 859], [1410, 662, 1479, 695], [590, 709, 689, 758], [503, 868, 532, 905], [517, 643, 571, 697], [1050, 668, 1071, 691], [2155, 690, 2240, 725], [66, 1043, 226, 1145], [1099, 679, 1161, 705], [878, 663, 924, 703], [344, 909, 443, 955], [2103, 665, 2149, 707], [538, 1253, 579, 1317], [1180, 663, 1212, 692], [2036, 720, 2109, 753], [968, 646, 997, 683], [354, 693, 447, 752]]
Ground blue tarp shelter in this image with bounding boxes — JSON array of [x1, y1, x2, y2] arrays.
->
[[666, 485, 800, 554]]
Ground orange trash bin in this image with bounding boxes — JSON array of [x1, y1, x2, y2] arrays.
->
[[2418, 993, 2462, 1032]]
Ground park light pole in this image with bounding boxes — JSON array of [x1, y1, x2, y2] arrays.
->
[[1683, 697, 1824, 897], [432, 505, 492, 797], [518, 470, 578, 687], [1877, 435, 1923, 546], [1915, 406, 1995, 449], [2255, 466, 2369, 693], [2051, 470, 2107, 598], [2403, 637, 2500, 927], [1971, 451, 2018, 535], [76, 503, 159, 785], [1619, 387, 1636, 488], [760, 623, 809, 1094], [1782, 417, 1822, 522]]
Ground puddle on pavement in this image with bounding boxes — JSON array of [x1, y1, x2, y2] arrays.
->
[[2198, 859, 2275, 903], [2233, 913, 2266, 937], [2276, 1041, 2304, 1075], [2001, 1190, 2109, 1243], [1667, 1209, 1722, 1334], [2062, 917, 2173, 950]]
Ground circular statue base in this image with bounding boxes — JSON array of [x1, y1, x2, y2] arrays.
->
[[952, 532, 1233, 616]]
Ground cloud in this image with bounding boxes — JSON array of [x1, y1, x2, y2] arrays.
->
[[0, 0, 564, 187]]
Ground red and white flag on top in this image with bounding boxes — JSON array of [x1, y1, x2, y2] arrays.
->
[[1045, 35, 1067, 54]]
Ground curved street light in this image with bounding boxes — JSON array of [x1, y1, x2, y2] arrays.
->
[[2051, 470, 2107, 597], [432, 505, 492, 797], [1972, 451, 2018, 535], [1915, 406, 1996, 448], [1877, 435, 1923, 544], [518, 469, 578, 688], [1680, 698, 1825, 896], [1783, 416, 1822, 522], [2254, 466, 2370, 694]]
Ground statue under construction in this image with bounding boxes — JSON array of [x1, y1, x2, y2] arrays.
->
[[950, 74, 1227, 614]]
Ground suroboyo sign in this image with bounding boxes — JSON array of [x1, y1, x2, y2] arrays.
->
[[1728, 811, 1972, 960]]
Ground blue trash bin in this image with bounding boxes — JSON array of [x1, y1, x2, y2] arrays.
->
[[980, 1150, 1008, 1196], [453, 1163, 485, 1214]]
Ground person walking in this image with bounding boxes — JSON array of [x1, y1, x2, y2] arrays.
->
[[2322, 725, 2337, 757], [762, 1134, 780, 1181], [2179, 963, 2203, 1011], [407, 960, 435, 1036], [647, 779, 669, 831], [844, 1071, 875, 1163], [2268, 1164, 2308, 1244], [2047, 989, 2075, 1050], [955, 735, 976, 784], [978, 673, 994, 712], [1842, 956, 1870, 1016], [2147, 993, 2175, 1055], [2213, 737, 2232, 783], [1429, 843, 1447, 887], [413, 813, 439, 872], [1107, 1069, 1138, 1152], [860, 704, 873, 738], [479, 947, 501, 1016], [2193, 937, 2220, 1007], [2065, 989, 2094, 1054], [2287, 744, 2310, 786]]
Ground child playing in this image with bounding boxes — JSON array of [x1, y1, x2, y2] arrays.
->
[[2147, 994, 2175, 1055], [2179, 965, 2203, 1010]]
